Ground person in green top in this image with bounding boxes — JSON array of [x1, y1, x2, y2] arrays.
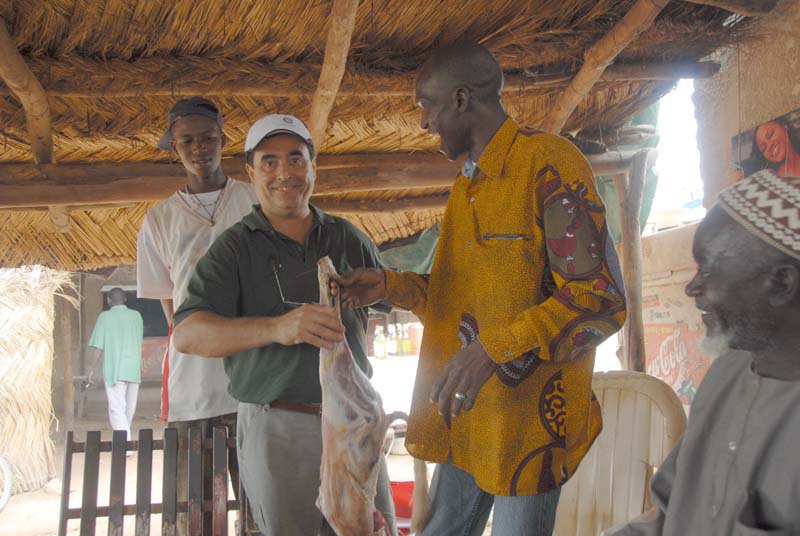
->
[[87, 287, 144, 441], [172, 114, 397, 536]]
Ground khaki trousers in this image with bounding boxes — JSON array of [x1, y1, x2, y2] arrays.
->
[[236, 402, 397, 536]]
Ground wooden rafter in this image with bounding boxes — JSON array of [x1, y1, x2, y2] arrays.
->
[[680, 0, 777, 16], [0, 18, 53, 165], [308, 0, 360, 146], [0, 60, 721, 99], [540, 0, 671, 134], [524, 60, 719, 87], [0, 18, 67, 230], [0, 149, 648, 210]]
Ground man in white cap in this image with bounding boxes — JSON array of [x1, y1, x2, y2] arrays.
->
[[171, 114, 397, 536], [137, 97, 257, 535], [606, 169, 800, 535]]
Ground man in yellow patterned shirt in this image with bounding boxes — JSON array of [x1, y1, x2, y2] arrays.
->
[[336, 42, 627, 535]]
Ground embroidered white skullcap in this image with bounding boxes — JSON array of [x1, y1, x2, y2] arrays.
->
[[717, 169, 800, 261]]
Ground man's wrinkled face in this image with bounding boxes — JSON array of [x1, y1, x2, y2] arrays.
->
[[415, 66, 470, 162], [685, 210, 777, 353], [246, 133, 314, 219]]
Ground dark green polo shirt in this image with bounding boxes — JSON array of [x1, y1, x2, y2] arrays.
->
[[173, 204, 383, 405]]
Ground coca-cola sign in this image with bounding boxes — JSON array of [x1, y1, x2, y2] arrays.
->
[[644, 323, 713, 405]]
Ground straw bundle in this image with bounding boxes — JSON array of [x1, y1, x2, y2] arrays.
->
[[0, 266, 75, 493]]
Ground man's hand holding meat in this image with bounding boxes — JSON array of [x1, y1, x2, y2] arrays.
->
[[332, 267, 386, 309], [271, 304, 344, 351]]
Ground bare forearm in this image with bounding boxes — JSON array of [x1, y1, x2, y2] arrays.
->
[[160, 299, 174, 326], [86, 346, 103, 369], [173, 311, 279, 357]]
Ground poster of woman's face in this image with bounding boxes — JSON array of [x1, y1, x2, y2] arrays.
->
[[732, 109, 800, 179]]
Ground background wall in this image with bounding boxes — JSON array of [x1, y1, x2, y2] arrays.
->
[[694, 0, 800, 204]]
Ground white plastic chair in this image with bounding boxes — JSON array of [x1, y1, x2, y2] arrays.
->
[[553, 371, 687, 536]]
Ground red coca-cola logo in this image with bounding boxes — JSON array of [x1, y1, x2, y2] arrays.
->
[[647, 326, 688, 387]]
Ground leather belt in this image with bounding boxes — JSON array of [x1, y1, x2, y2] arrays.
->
[[269, 401, 322, 415]]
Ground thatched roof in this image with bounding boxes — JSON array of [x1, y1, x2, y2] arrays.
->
[[0, 0, 755, 269]]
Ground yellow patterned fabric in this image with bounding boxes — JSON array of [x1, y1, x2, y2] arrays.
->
[[385, 117, 627, 496]]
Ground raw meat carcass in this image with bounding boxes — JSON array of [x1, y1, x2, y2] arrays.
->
[[316, 257, 432, 536], [317, 257, 403, 535]]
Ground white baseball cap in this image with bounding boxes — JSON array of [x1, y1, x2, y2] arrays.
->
[[244, 114, 315, 156]]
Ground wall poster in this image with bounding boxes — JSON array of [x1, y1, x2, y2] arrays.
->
[[732, 108, 800, 179]]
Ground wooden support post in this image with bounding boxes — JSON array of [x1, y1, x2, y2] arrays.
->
[[308, 0, 360, 146], [55, 295, 76, 431], [614, 149, 657, 372], [540, 0, 671, 133]]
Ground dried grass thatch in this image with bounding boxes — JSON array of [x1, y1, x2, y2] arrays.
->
[[0, 0, 753, 269], [0, 266, 75, 493]]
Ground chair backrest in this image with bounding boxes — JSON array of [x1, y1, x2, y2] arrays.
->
[[553, 371, 687, 536], [57, 427, 251, 536]]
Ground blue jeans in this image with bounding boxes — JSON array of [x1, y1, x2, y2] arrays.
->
[[420, 463, 561, 536]]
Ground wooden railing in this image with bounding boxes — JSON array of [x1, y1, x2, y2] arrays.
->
[[57, 427, 254, 536]]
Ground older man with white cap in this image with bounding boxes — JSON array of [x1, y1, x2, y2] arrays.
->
[[605, 169, 800, 535], [172, 114, 397, 536]]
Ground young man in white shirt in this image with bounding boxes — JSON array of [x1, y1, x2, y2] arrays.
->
[[137, 97, 257, 535]]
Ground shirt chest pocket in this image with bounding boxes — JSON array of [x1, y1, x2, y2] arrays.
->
[[469, 184, 538, 244], [475, 206, 539, 251], [475, 217, 541, 275]]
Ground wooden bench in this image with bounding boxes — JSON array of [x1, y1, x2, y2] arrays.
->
[[57, 427, 255, 536]]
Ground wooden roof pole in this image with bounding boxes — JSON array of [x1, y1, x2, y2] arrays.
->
[[0, 60, 720, 99], [307, 0, 360, 147], [680, 0, 776, 16], [0, 18, 69, 232], [0, 149, 649, 209], [613, 149, 658, 372], [0, 18, 53, 165], [539, 0, 671, 134]]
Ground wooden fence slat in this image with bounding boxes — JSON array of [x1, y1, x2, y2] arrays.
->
[[237, 474, 248, 536], [212, 427, 228, 536], [57, 431, 75, 536], [79, 431, 102, 536], [162, 428, 178, 536], [187, 427, 203, 536], [135, 429, 153, 536], [108, 430, 128, 535]]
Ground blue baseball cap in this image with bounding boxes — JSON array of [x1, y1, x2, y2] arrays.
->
[[158, 97, 223, 151]]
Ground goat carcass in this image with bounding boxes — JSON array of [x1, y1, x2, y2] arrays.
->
[[317, 257, 401, 535]]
